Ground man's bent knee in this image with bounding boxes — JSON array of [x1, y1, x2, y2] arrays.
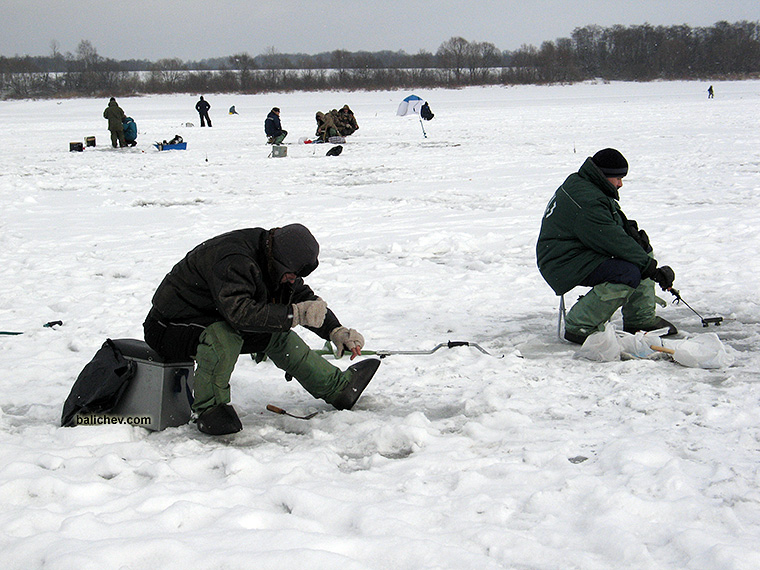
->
[[196, 321, 243, 372]]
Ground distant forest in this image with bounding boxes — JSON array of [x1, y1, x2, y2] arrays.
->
[[1, 21, 759, 99]]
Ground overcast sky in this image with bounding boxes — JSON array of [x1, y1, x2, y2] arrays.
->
[[2, 1, 759, 61]]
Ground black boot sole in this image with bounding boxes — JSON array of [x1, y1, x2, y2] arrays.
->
[[332, 359, 381, 410], [563, 330, 588, 345], [624, 317, 678, 337], [197, 403, 243, 435]]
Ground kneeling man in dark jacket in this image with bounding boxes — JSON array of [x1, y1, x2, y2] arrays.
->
[[264, 107, 288, 144], [144, 224, 379, 434]]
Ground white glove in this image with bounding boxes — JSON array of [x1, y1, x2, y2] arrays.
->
[[329, 326, 365, 359], [291, 298, 327, 328]]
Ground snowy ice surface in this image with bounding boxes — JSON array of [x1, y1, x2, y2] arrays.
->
[[1, 81, 759, 569]]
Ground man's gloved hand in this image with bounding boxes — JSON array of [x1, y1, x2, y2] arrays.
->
[[653, 266, 675, 291], [329, 326, 365, 360], [625, 219, 652, 252], [291, 298, 327, 328], [636, 228, 652, 252]]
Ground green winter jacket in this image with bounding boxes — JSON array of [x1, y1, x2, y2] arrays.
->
[[536, 157, 653, 295], [103, 101, 125, 131]]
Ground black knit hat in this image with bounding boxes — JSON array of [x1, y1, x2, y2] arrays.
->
[[592, 148, 628, 178]]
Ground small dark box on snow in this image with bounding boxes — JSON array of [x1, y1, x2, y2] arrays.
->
[[108, 339, 194, 431], [63, 339, 194, 431]]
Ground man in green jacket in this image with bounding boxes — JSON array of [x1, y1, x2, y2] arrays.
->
[[536, 148, 676, 344], [103, 97, 126, 148]]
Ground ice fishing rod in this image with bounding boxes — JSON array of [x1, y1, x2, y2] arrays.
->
[[668, 288, 723, 327], [316, 340, 504, 359], [1, 320, 63, 335]]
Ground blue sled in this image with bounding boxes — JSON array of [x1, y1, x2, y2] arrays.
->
[[154, 142, 187, 151]]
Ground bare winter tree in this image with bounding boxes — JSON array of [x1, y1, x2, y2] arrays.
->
[[437, 37, 470, 84], [466, 41, 501, 83], [259, 46, 292, 87], [231, 52, 256, 91], [149, 58, 186, 91]]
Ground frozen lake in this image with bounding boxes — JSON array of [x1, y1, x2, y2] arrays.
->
[[1, 80, 759, 569]]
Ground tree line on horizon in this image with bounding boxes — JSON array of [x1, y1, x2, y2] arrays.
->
[[1, 20, 758, 99]]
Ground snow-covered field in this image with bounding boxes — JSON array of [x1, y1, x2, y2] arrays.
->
[[1, 81, 759, 569]]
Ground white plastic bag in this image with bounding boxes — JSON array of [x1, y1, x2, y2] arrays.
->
[[617, 330, 662, 359], [663, 333, 736, 369], [572, 323, 736, 369], [574, 323, 621, 362]]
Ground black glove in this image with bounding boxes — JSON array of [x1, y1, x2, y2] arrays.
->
[[636, 228, 652, 252], [653, 266, 675, 291], [641, 258, 658, 280], [625, 219, 652, 252]]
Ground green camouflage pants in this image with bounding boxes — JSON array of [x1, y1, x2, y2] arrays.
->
[[565, 278, 657, 338]]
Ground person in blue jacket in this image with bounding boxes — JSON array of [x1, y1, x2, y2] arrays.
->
[[265, 107, 288, 144], [122, 116, 137, 147]]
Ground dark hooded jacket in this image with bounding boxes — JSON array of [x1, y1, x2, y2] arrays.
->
[[195, 97, 211, 114], [536, 157, 655, 295], [148, 226, 340, 339], [264, 110, 284, 137], [103, 100, 125, 131]]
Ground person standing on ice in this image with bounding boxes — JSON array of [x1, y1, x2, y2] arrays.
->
[[143, 224, 379, 435], [264, 107, 288, 144], [195, 95, 212, 127], [536, 148, 677, 345], [103, 97, 126, 148]]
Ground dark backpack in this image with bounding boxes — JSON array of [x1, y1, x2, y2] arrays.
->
[[326, 145, 343, 156], [420, 102, 434, 121], [61, 339, 137, 427]]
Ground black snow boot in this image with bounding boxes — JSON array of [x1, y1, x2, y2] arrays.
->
[[330, 359, 381, 410], [196, 403, 243, 435], [563, 329, 588, 345], [624, 317, 678, 337]]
